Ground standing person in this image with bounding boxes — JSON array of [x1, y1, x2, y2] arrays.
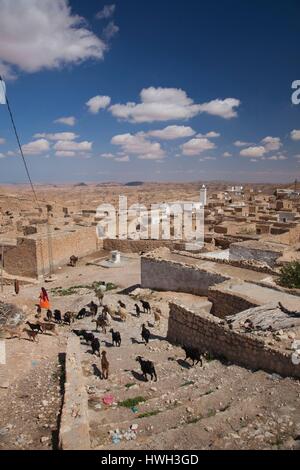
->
[[39, 287, 50, 310], [14, 279, 20, 295]]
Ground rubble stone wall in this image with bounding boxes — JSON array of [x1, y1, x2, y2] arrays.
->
[[167, 303, 300, 379], [141, 257, 229, 295], [230, 244, 282, 268], [4, 238, 37, 278], [208, 287, 258, 318], [103, 238, 184, 253]]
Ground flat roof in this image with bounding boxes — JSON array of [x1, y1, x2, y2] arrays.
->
[[213, 280, 300, 310]]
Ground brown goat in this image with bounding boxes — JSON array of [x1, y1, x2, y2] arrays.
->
[[3, 327, 22, 340], [23, 328, 39, 342], [38, 322, 58, 336], [101, 351, 109, 380]]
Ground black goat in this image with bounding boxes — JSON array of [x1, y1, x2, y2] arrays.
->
[[136, 356, 157, 382], [118, 300, 126, 309], [91, 337, 101, 356], [77, 308, 87, 320], [54, 310, 62, 324], [26, 321, 43, 333], [46, 310, 53, 322], [141, 300, 151, 314], [182, 346, 203, 367], [110, 329, 121, 347], [134, 304, 141, 317], [88, 301, 98, 317], [82, 331, 95, 344], [72, 329, 85, 337], [63, 312, 72, 325], [141, 324, 151, 345]]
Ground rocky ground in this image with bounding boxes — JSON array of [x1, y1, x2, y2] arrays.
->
[[0, 255, 300, 450]]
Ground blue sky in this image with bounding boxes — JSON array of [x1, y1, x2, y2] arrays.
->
[[0, 0, 300, 184]]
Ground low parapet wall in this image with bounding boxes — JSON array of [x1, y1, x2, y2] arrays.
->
[[141, 256, 229, 296], [59, 336, 90, 450], [167, 303, 300, 379]]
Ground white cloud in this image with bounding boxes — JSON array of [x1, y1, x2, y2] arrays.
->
[[54, 116, 76, 127], [101, 153, 115, 159], [223, 152, 232, 158], [109, 87, 240, 123], [0, 152, 5, 159], [34, 132, 78, 141], [22, 138, 50, 155], [197, 131, 220, 139], [54, 140, 93, 152], [240, 146, 266, 158], [103, 22, 119, 40], [181, 138, 216, 156], [115, 155, 130, 162], [261, 136, 282, 152], [199, 156, 216, 161], [234, 140, 251, 147], [291, 130, 300, 141], [0, 0, 107, 79], [111, 132, 165, 160], [197, 99, 240, 119], [147, 125, 195, 140], [96, 4, 116, 20], [55, 151, 76, 157], [86, 95, 111, 114], [0, 137, 6, 145], [268, 155, 287, 161]]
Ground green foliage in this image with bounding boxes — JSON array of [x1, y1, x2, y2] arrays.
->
[[138, 410, 160, 419], [118, 396, 146, 408], [278, 261, 300, 289], [51, 281, 117, 297]]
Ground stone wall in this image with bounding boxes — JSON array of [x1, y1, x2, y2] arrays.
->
[[208, 286, 258, 318], [173, 250, 277, 275], [36, 226, 102, 276], [103, 238, 184, 253], [59, 336, 90, 450], [167, 303, 300, 379], [230, 243, 283, 268], [141, 256, 229, 296], [3, 226, 102, 278], [4, 238, 38, 278]]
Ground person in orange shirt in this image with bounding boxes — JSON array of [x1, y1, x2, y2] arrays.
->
[[39, 287, 50, 310]]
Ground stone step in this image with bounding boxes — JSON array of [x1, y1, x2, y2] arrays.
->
[[89, 368, 267, 449], [91, 386, 272, 451]]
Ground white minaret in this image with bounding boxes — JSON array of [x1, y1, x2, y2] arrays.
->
[[200, 185, 207, 206]]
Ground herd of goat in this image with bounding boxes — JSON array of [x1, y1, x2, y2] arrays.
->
[[5, 296, 204, 382]]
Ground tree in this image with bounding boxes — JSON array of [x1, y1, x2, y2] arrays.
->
[[278, 261, 300, 289]]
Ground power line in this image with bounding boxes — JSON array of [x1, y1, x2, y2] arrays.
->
[[0, 76, 46, 277], [0, 76, 39, 204]]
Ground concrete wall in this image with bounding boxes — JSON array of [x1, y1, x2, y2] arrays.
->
[[167, 303, 300, 379], [141, 256, 229, 296], [59, 336, 90, 450]]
